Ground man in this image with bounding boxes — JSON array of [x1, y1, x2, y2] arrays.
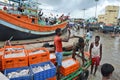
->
[[89, 36, 102, 76], [85, 29, 91, 46], [101, 63, 114, 80], [72, 37, 85, 66], [54, 28, 70, 80]]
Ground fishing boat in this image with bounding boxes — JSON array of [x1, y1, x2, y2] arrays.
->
[[0, 0, 68, 41]]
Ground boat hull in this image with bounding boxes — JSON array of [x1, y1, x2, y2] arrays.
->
[[0, 24, 67, 41], [0, 10, 67, 41]]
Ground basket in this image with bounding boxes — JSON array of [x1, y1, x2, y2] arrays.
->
[[60, 58, 80, 76], [30, 61, 56, 80], [2, 46, 28, 69], [4, 66, 31, 80], [27, 48, 50, 65]]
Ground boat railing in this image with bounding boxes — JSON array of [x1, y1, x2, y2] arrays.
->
[[0, 10, 67, 32]]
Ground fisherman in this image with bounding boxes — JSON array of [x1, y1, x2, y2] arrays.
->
[[17, 5, 24, 14], [31, 16, 35, 24], [101, 63, 114, 80], [38, 9, 43, 20], [54, 28, 71, 80], [72, 37, 85, 66], [89, 36, 102, 76]]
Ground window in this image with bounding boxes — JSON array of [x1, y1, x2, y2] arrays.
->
[[108, 10, 116, 12]]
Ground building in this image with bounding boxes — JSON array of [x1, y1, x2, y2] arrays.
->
[[98, 14, 105, 23], [98, 5, 119, 25]]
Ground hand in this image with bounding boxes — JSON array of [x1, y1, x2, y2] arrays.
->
[[72, 56, 76, 60]]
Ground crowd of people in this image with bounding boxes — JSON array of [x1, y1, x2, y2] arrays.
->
[[38, 10, 69, 25], [2, 4, 69, 25]]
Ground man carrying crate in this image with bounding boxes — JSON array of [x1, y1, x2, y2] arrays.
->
[[72, 37, 85, 66]]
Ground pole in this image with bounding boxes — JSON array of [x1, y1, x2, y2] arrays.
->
[[95, 0, 98, 18], [82, 8, 86, 34], [82, 8, 86, 19], [95, 2, 97, 18]]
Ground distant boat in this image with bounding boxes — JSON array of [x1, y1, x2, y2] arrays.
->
[[0, 10, 68, 41]]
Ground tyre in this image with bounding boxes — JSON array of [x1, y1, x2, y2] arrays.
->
[[79, 70, 89, 80]]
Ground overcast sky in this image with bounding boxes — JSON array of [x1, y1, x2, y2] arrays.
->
[[38, 0, 120, 18], [1, 0, 120, 18]]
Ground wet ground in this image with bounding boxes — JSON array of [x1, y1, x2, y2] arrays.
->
[[76, 29, 120, 80], [0, 28, 120, 80]]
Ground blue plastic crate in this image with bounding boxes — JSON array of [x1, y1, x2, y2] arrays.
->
[[30, 61, 56, 80], [4, 66, 32, 80]]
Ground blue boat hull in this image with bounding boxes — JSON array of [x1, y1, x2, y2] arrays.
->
[[0, 24, 66, 41]]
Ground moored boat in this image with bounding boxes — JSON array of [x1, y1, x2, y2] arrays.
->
[[0, 10, 68, 41]]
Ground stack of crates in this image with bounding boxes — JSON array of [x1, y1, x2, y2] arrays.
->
[[60, 58, 80, 76], [27, 47, 50, 65], [2, 45, 28, 70], [30, 61, 56, 80], [1, 45, 56, 80]]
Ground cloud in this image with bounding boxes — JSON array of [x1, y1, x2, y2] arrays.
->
[[1, 0, 119, 18], [38, 0, 120, 18], [39, 0, 95, 12]]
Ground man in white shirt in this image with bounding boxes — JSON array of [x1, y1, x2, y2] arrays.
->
[[89, 36, 102, 76]]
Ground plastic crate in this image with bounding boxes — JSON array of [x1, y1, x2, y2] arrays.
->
[[30, 61, 56, 80], [0, 60, 2, 71], [2, 58, 14, 69], [4, 66, 32, 80], [60, 58, 80, 76], [4, 45, 24, 50], [27, 48, 50, 65], [47, 76, 56, 80], [0, 48, 4, 70], [84, 52, 90, 59], [2, 49, 28, 70], [50, 53, 56, 65]]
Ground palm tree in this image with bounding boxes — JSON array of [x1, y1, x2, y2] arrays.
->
[[95, 0, 99, 18]]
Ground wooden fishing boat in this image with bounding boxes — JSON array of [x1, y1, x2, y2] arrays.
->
[[0, 10, 68, 41]]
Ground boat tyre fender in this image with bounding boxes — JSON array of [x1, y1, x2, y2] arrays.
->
[[42, 43, 54, 47], [79, 70, 89, 80]]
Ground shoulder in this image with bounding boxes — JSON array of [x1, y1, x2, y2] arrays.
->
[[54, 36, 61, 39], [54, 36, 60, 41]]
